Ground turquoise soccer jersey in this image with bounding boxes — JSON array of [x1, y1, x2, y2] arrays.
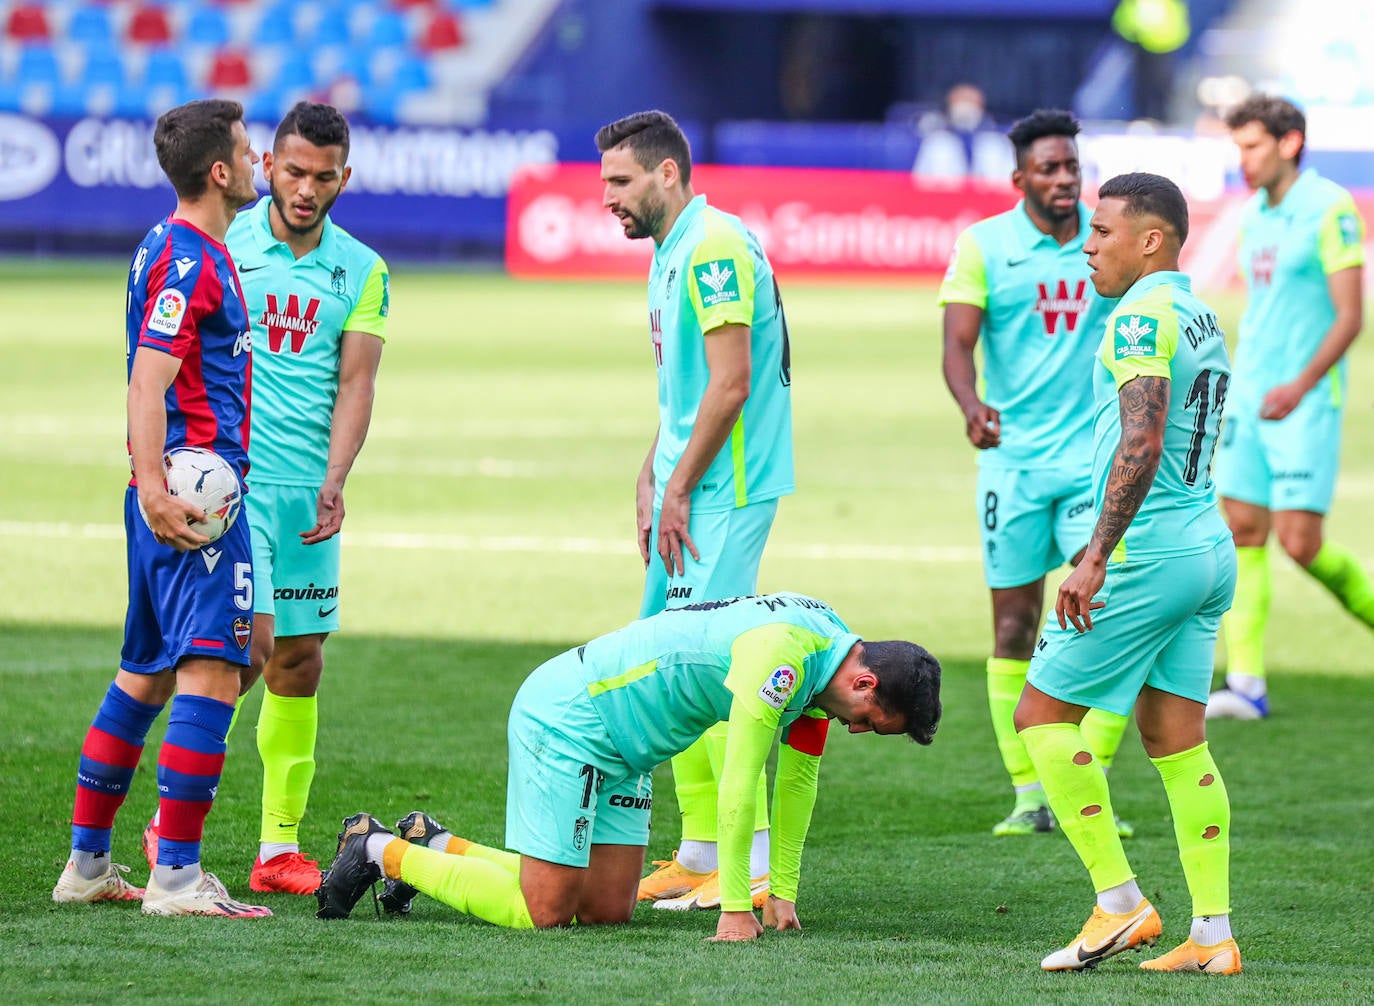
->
[[227, 197, 389, 486], [1093, 272, 1232, 560], [648, 195, 794, 513], [1233, 169, 1365, 412], [576, 592, 858, 775], [939, 201, 1118, 470]]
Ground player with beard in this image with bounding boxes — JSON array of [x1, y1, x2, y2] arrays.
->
[[596, 110, 795, 911], [145, 101, 390, 894], [940, 110, 1133, 838]]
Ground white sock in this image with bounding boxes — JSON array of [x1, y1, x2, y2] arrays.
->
[[749, 829, 770, 877], [1226, 673, 1267, 700], [426, 831, 454, 852], [364, 833, 392, 868], [72, 849, 108, 881], [677, 839, 717, 873], [1192, 914, 1232, 945], [1097, 878, 1144, 914], [259, 841, 297, 862], [153, 863, 199, 892]]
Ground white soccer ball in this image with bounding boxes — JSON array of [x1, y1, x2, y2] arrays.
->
[[140, 447, 242, 542]]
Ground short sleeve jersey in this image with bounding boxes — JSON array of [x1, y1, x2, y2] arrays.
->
[[125, 217, 252, 482], [576, 592, 859, 774], [227, 197, 389, 486], [938, 201, 1118, 470], [648, 195, 794, 513], [1234, 169, 1365, 410], [1093, 272, 1232, 560]]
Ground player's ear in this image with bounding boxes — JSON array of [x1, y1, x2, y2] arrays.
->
[[1141, 222, 1164, 257], [261, 150, 274, 180], [339, 164, 352, 192], [659, 157, 680, 191], [1278, 129, 1303, 162]]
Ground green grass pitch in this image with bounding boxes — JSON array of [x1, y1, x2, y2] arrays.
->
[[2, 261, 1372, 1004]]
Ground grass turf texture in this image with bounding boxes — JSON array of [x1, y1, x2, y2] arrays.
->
[[2, 263, 1372, 1004]]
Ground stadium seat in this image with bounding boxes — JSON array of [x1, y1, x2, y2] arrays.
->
[[272, 56, 316, 94], [4, 4, 52, 42], [144, 46, 190, 92], [15, 44, 62, 89], [78, 47, 127, 90], [390, 55, 431, 94], [126, 6, 174, 45], [67, 5, 117, 48], [419, 10, 463, 51], [208, 48, 253, 89], [366, 9, 412, 51], [186, 6, 233, 48], [310, 10, 353, 49]]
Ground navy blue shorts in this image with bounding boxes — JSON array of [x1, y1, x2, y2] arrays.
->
[[121, 486, 255, 672]]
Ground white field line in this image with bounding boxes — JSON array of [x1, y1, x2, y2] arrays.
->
[[0, 521, 978, 564]]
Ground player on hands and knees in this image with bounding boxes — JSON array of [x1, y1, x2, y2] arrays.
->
[[596, 110, 796, 908], [315, 593, 941, 942], [1015, 173, 1241, 974], [53, 99, 271, 918], [940, 110, 1132, 838], [1208, 94, 1369, 720]]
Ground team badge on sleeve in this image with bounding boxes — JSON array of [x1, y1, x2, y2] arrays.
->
[[147, 288, 187, 337], [758, 665, 799, 710], [696, 260, 740, 307], [1114, 315, 1157, 359], [1338, 213, 1361, 246]]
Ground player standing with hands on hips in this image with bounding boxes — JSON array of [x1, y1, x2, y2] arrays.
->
[[596, 110, 796, 912], [940, 110, 1131, 838], [53, 99, 272, 918]]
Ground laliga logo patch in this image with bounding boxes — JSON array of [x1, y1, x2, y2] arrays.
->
[[147, 288, 187, 337], [233, 617, 251, 650], [757, 664, 798, 711]]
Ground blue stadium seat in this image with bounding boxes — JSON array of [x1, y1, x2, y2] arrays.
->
[[143, 46, 189, 92], [367, 10, 411, 50], [253, 0, 297, 46], [185, 6, 232, 48], [391, 55, 431, 94], [67, 5, 116, 47], [78, 48, 126, 89], [0, 81, 20, 112], [311, 10, 353, 48], [16, 45, 62, 89], [273, 56, 316, 93]]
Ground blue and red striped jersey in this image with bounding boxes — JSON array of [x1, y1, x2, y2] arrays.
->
[[126, 216, 252, 484]]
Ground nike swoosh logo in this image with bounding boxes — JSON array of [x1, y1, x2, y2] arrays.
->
[[318, 605, 337, 618], [1076, 908, 1152, 961], [1006, 255, 1032, 267], [239, 264, 269, 273]]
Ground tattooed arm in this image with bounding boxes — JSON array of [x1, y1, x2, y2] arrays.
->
[[1056, 375, 1171, 632]]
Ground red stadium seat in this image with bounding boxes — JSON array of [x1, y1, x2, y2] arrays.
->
[[393, 0, 438, 8], [5, 4, 52, 41], [126, 6, 174, 45], [208, 49, 252, 89], [419, 10, 463, 51]]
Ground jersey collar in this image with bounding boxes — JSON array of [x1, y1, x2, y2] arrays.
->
[[1259, 167, 1318, 215], [1125, 270, 1190, 300], [656, 194, 706, 261], [1012, 199, 1091, 253]]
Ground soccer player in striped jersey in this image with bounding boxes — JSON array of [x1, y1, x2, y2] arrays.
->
[[314, 593, 941, 941], [940, 110, 1131, 837], [596, 111, 795, 909], [1208, 94, 1370, 720], [52, 99, 271, 918]]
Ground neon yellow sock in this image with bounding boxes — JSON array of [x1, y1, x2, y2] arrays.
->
[[674, 721, 770, 838], [389, 841, 533, 928], [1306, 541, 1374, 628], [1223, 545, 1269, 680], [987, 658, 1036, 787], [1020, 723, 1133, 892], [256, 691, 317, 845], [1152, 743, 1230, 916], [460, 840, 522, 876], [1079, 708, 1129, 771]]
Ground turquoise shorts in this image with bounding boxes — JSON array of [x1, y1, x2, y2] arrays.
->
[[976, 465, 1095, 589], [1213, 397, 1342, 514], [248, 482, 341, 636], [1027, 538, 1237, 717], [640, 498, 778, 618], [506, 649, 653, 867]]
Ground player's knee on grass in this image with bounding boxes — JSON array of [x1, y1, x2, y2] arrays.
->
[[263, 637, 326, 696], [1274, 521, 1322, 568], [992, 593, 1043, 658]]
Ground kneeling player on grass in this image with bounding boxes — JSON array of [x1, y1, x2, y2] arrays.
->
[[315, 592, 941, 940]]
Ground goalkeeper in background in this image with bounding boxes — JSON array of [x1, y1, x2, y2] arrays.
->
[[314, 593, 942, 940]]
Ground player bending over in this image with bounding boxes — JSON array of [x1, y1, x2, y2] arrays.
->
[[314, 593, 941, 940]]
